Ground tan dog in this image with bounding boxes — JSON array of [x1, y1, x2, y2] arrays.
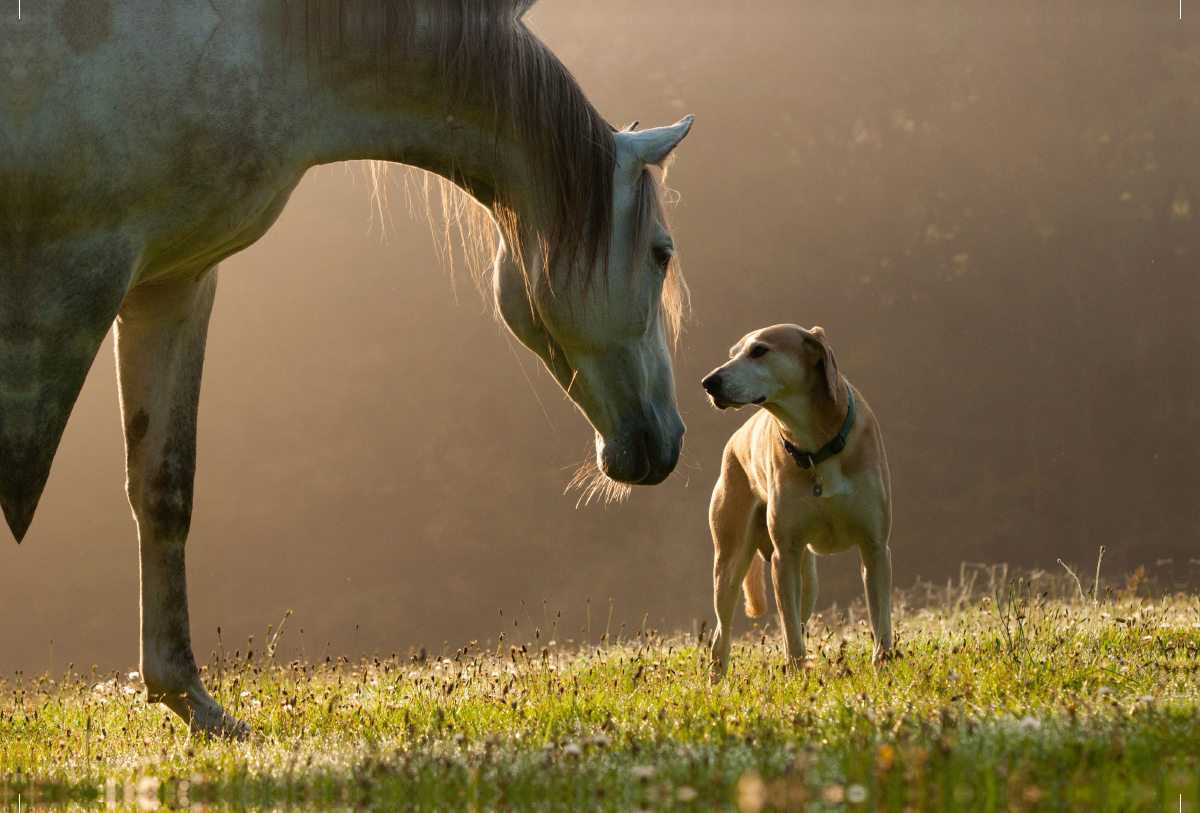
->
[[701, 325, 893, 677]]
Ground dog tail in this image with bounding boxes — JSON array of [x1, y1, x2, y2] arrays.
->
[[743, 552, 769, 618]]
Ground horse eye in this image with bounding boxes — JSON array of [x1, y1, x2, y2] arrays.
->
[[748, 345, 769, 359], [653, 245, 674, 271]]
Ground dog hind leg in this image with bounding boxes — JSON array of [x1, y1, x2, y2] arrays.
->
[[742, 506, 771, 618]]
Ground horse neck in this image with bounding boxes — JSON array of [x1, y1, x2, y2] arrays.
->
[[288, 0, 544, 223]]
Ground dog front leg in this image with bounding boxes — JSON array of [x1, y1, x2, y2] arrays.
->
[[800, 546, 818, 625], [770, 545, 807, 671], [860, 540, 893, 662], [711, 546, 755, 681]]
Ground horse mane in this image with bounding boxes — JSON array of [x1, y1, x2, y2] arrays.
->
[[309, 0, 688, 341]]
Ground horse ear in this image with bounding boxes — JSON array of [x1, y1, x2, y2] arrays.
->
[[805, 327, 840, 402], [615, 115, 694, 168]]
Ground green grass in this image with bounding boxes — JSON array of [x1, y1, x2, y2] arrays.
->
[[3, 571, 1199, 812]]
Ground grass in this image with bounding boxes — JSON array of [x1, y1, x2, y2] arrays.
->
[[2, 566, 1199, 812]]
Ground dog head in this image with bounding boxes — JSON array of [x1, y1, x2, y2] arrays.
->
[[701, 325, 839, 410]]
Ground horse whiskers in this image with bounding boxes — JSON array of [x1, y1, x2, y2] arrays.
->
[[565, 458, 632, 508]]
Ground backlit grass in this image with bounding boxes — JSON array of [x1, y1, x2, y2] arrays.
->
[[3, 567, 1199, 811]]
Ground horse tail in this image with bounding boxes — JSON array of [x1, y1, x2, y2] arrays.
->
[[743, 552, 768, 618]]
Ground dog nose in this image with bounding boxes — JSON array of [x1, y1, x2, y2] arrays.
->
[[702, 373, 722, 395]]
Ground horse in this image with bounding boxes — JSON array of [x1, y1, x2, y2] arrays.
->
[[0, 0, 693, 735]]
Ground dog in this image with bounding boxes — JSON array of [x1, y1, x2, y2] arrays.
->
[[701, 324, 893, 677]]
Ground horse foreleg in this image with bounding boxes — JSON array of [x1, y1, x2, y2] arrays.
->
[[115, 268, 246, 738]]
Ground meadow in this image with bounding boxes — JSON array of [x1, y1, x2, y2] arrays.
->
[[3, 565, 1198, 812]]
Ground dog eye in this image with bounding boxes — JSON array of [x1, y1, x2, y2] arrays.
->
[[748, 345, 769, 359]]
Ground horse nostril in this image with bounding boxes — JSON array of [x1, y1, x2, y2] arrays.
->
[[702, 373, 722, 394]]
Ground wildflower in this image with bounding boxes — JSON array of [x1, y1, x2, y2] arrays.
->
[[632, 765, 656, 781], [846, 784, 867, 803], [677, 786, 698, 801], [1019, 716, 1040, 731], [135, 776, 159, 799], [563, 742, 582, 758], [876, 743, 895, 770], [736, 772, 764, 813]]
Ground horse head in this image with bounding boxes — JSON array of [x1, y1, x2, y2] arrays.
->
[[495, 117, 693, 487]]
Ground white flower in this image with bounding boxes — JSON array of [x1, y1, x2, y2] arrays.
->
[[1019, 716, 1041, 731]]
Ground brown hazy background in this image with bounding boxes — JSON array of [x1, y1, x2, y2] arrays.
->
[[2, 0, 1197, 675]]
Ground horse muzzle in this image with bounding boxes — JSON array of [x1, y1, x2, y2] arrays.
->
[[596, 418, 683, 486]]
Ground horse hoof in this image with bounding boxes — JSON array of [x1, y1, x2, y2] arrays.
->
[[193, 714, 253, 741], [156, 678, 253, 740]]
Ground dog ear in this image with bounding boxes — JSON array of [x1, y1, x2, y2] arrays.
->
[[805, 327, 840, 402]]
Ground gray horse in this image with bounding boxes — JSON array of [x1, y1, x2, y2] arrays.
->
[[0, 0, 692, 735]]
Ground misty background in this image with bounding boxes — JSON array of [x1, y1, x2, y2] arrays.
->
[[1, 0, 1196, 675]]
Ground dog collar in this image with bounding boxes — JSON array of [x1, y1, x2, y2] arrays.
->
[[779, 380, 855, 496]]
